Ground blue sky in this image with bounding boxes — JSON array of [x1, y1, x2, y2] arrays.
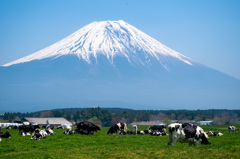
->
[[1, 0, 240, 79]]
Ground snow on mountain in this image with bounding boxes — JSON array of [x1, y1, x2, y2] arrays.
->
[[3, 20, 194, 69]]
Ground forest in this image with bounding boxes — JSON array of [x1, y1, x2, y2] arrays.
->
[[1, 107, 240, 126]]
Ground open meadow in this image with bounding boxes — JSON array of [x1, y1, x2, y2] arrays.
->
[[0, 125, 239, 159]]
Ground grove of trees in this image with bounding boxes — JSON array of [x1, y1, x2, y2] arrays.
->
[[1, 107, 240, 126]]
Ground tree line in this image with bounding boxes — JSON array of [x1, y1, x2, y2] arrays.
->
[[1, 107, 240, 126]]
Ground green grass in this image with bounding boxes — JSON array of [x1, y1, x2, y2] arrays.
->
[[0, 125, 239, 158]]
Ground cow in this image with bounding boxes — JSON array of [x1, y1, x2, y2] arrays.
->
[[57, 126, 63, 129], [137, 130, 145, 135], [132, 125, 138, 135], [150, 130, 167, 136], [0, 138, 2, 142], [63, 129, 75, 135], [19, 124, 40, 135], [0, 131, 11, 138], [207, 131, 223, 136], [20, 132, 31, 136], [75, 121, 101, 135], [149, 125, 166, 133], [168, 123, 211, 146], [144, 130, 151, 134], [107, 123, 127, 135], [31, 129, 47, 140], [45, 128, 56, 135], [228, 126, 237, 133]]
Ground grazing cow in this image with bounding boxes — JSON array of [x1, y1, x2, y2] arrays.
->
[[132, 125, 138, 135], [107, 123, 127, 135], [0, 131, 11, 138], [63, 129, 75, 135], [168, 123, 211, 146], [207, 131, 223, 136], [228, 126, 237, 133], [75, 121, 101, 135]]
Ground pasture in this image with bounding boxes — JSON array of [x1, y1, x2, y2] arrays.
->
[[0, 125, 239, 158]]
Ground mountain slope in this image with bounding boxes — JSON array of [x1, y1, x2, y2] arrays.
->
[[3, 20, 194, 70], [1, 20, 240, 112]]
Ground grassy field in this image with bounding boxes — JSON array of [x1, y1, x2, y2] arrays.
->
[[0, 125, 239, 158]]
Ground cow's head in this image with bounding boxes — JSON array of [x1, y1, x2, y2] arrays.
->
[[200, 133, 211, 145]]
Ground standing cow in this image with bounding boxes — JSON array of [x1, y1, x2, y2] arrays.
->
[[107, 123, 127, 135], [75, 121, 100, 135], [19, 124, 40, 135], [168, 123, 211, 146]]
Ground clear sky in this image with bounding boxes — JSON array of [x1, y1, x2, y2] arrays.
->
[[1, 0, 240, 79]]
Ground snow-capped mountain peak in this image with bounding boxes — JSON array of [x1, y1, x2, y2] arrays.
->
[[3, 20, 194, 68]]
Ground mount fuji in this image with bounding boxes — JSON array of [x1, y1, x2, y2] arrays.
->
[[1, 20, 240, 112]]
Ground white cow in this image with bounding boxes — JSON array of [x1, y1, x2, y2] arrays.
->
[[168, 123, 211, 146]]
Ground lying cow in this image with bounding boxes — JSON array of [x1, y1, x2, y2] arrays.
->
[[31, 129, 47, 140], [150, 131, 167, 136], [45, 128, 56, 135], [75, 121, 100, 135], [207, 131, 223, 136], [20, 132, 31, 136], [149, 125, 166, 133], [63, 129, 75, 135], [107, 123, 127, 135], [0, 131, 11, 138], [168, 123, 211, 146], [137, 130, 145, 135], [228, 126, 237, 133]]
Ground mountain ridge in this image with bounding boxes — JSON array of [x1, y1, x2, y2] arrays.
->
[[3, 20, 194, 70]]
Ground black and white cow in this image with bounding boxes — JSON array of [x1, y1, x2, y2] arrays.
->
[[0, 131, 11, 138], [228, 126, 237, 133], [45, 128, 56, 135], [19, 124, 40, 135], [107, 123, 127, 135], [168, 123, 211, 146], [132, 125, 138, 135], [63, 129, 75, 135], [75, 121, 101, 135], [207, 131, 223, 136], [31, 129, 47, 140], [150, 131, 167, 136], [149, 125, 166, 133]]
